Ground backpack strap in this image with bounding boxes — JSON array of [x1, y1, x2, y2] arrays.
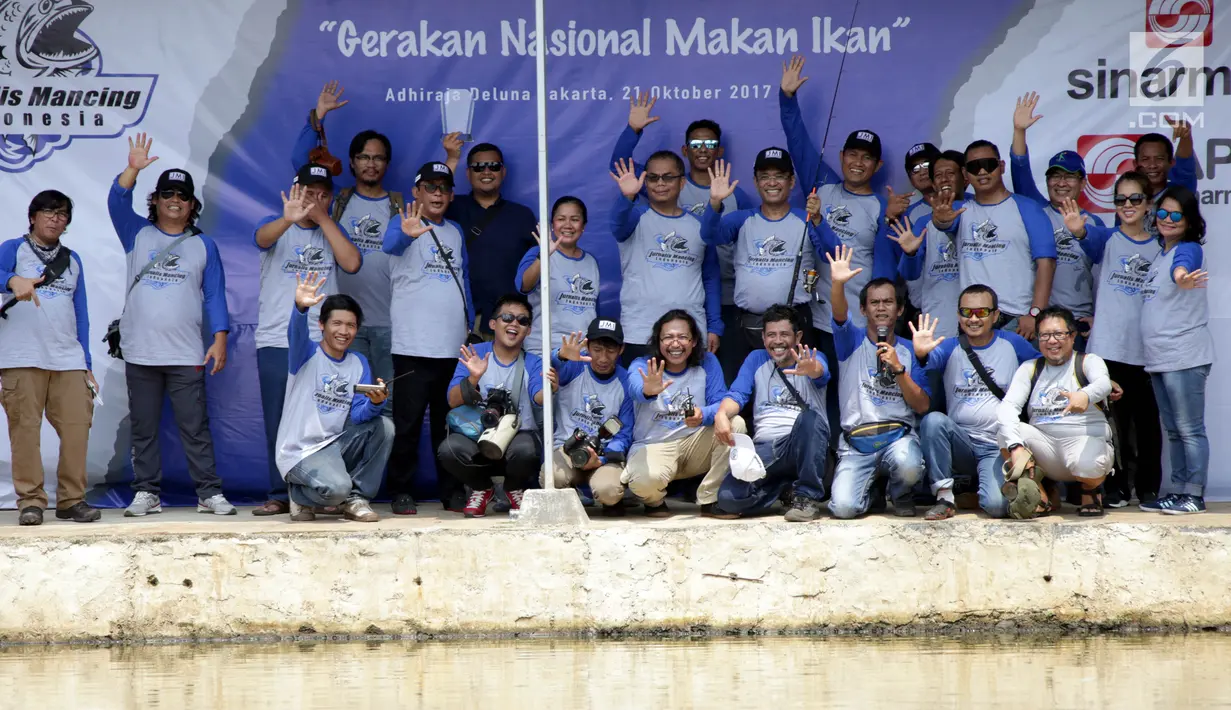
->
[[1073, 352, 1106, 413], [330, 187, 354, 222]]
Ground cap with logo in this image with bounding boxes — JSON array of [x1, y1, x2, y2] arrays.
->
[[904, 141, 940, 171], [753, 147, 793, 174], [415, 161, 455, 187], [586, 317, 624, 346], [294, 163, 334, 189], [1046, 150, 1086, 176], [728, 433, 767, 482], [843, 130, 883, 161], [156, 169, 195, 198]]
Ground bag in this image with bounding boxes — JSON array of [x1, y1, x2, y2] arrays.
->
[[446, 405, 485, 441], [844, 421, 911, 455], [330, 188, 405, 223], [307, 109, 343, 175], [959, 333, 1005, 400], [0, 243, 72, 320], [773, 367, 809, 410], [465, 200, 505, 246], [104, 231, 195, 360]]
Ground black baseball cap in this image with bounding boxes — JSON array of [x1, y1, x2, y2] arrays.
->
[[904, 142, 940, 171], [294, 163, 334, 189], [843, 130, 883, 161], [156, 169, 195, 198], [753, 147, 793, 174], [415, 161, 454, 187], [586, 317, 624, 346]]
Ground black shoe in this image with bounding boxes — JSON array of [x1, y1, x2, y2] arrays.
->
[[444, 491, 468, 513], [643, 502, 672, 518], [391, 494, 417, 516], [1138, 491, 1159, 506], [601, 504, 626, 518], [868, 477, 888, 514], [55, 502, 100, 523], [1104, 488, 1129, 508], [18, 506, 42, 526], [892, 495, 917, 517]]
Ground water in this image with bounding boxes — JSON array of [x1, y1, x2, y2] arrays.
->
[[2, 634, 1229, 709]]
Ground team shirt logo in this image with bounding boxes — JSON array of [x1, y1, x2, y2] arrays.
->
[[768, 385, 801, 410], [557, 273, 597, 314], [423, 243, 456, 281], [32, 263, 70, 299], [646, 231, 696, 271], [1141, 263, 1162, 301], [139, 249, 187, 290], [653, 388, 695, 426], [955, 367, 997, 405], [746, 234, 794, 275], [1053, 228, 1082, 264], [283, 244, 332, 276], [862, 366, 903, 406], [930, 236, 960, 282], [962, 219, 1007, 261], [1110, 253, 1153, 295], [314, 373, 352, 413], [1032, 384, 1070, 422], [348, 214, 385, 253], [569, 392, 608, 433]]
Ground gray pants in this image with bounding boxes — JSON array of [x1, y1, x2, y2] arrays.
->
[[126, 363, 222, 498]]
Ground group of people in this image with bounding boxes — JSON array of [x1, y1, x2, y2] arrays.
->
[[0, 58, 1214, 526]]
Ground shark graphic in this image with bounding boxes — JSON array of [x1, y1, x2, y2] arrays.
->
[[1053, 228, 1076, 249], [1122, 254, 1151, 277], [824, 205, 852, 228], [754, 236, 788, 257], [351, 215, 382, 241], [582, 393, 605, 416], [296, 245, 326, 265], [147, 251, 180, 271], [973, 219, 998, 243], [656, 232, 689, 254], [320, 374, 350, 398], [665, 389, 694, 415], [566, 273, 595, 295], [962, 368, 995, 388], [1037, 384, 1067, 409], [937, 239, 955, 261]]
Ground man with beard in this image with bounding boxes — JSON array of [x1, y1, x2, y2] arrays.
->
[[251, 163, 361, 516], [710, 305, 831, 522]]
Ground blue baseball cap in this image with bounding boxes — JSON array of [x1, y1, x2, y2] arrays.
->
[[1047, 151, 1086, 176]]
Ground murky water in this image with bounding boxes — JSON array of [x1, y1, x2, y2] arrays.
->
[[1, 634, 1229, 709]]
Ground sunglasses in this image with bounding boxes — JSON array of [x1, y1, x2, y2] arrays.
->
[[158, 189, 191, 201], [688, 139, 719, 150], [1113, 193, 1146, 206], [645, 173, 682, 184], [469, 161, 503, 172], [1156, 208, 1184, 223], [419, 183, 453, 194], [910, 161, 931, 175], [496, 312, 532, 327], [958, 307, 995, 319], [964, 158, 1000, 175]]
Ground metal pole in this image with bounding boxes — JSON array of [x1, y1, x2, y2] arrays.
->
[[534, 0, 554, 489]]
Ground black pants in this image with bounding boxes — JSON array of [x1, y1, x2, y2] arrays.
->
[[126, 363, 222, 498], [1106, 359, 1163, 500], [716, 303, 745, 385], [810, 327, 842, 453], [436, 430, 542, 491], [388, 355, 459, 502]]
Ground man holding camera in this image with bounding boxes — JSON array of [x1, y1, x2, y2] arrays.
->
[[438, 293, 549, 518], [551, 320, 634, 516], [275, 273, 391, 522]]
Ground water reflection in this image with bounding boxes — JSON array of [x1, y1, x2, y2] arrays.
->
[[0, 634, 1229, 709]]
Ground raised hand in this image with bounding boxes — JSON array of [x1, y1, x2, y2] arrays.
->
[[781, 55, 809, 97], [609, 158, 645, 200], [1166, 115, 1192, 142], [627, 91, 660, 132], [1059, 390, 1089, 415], [442, 131, 463, 161], [908, 313, 946, 360], [931, 189, 966, 227], [316, 80, 349, 120], [1176, 268, 1209, 290], [127, 132, 159, 171], [558, 331, 591, 362], [706, 159, 739, 204], [294, 272, 327, 310], [806, 188, 822, 224], [281, 183, 313, 223], [782, 344, 824, 379], [398, 201, 432, 239], [1058, 197, 1087, 237], [826, 244, 864, 286], [532, 226, 559, 255], [639, 357, 674, 397], [887, 216, 923, 255], [885, 187, 911, 222], [1013, 91, 1043, 132], [459, 344, 490, 382], [547, 366, 559, 393], [8, 274, 44, 306]]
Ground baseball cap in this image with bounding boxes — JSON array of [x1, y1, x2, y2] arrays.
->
[[156, 169, 195, 198], [586, 317, 624, 346], [843, 130, 883, 161], [294, 163, 334, 189], [728, 433, 767, 482], [415, 161, 454, 187], [904, 142, 940, 170], [1046, 150, 1086, 176], [753, 147, 793, 174]]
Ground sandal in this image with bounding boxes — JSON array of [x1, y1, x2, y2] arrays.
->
[[924, 501, 956, 520], [252, 499, 289, 516], [1078, 488, 1104, 517]]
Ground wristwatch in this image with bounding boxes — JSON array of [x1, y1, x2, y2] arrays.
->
[[1028, 307, 1042, 317]]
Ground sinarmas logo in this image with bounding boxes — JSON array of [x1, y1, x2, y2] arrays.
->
[[0, 0, 156, 172]]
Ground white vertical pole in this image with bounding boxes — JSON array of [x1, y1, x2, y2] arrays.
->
[[534, 0, 554, 489]]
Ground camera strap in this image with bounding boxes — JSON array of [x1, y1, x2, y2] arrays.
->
[[423, 222, 477, 341], [773, 366, 810, 411], [0, 241, 72, 319], [959, 333, 1005, 400], [128, 232, 196, 297]]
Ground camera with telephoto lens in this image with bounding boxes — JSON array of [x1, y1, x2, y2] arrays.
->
[[562, 417, 624, 468], [477, 388, 520, 459]]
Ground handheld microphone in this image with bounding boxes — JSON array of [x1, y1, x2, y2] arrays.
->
[[876, 325, 890, 375]]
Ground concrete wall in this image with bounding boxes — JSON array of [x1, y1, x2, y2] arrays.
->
[[2, 519, 1229, 642]]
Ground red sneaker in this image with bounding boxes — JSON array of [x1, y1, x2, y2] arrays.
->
[[506, 489, 524, 511], [464, 489, 494, 518]]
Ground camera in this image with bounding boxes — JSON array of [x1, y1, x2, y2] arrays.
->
[[562, 417, 624, 468], [480, 388, 515, 429], [477, 388, 520, 459]]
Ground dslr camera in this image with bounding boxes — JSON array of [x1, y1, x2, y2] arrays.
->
[[561, 417, 624, 468], [477, 387, 520, 459]]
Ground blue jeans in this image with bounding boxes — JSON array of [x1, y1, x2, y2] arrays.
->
[[1151, 365, 1210, 497], [285, 417, 394, 507], [256, 346, 289, 502], [919, 412, 1008, 518], [829, 436, 924, 519], [351, 326, 394, 415], [718, 408, 830, 515]]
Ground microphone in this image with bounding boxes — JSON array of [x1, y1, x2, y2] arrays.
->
[[876, 326, 890, 375]]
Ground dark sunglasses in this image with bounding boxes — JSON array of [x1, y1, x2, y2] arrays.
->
[[958, 306, 995, 319], [965, 158, 1000, 175], [496, 312, 532, 327], [158, 189, 191, 201], [469, 161, 503, 172], [1113, 193, 1146, 206], [688, 139, 719, 150], [1156, 208, 1184, 223], [419, 183, 453, 194], [645, 173, 682, 184], [910, 161, 931, 175]]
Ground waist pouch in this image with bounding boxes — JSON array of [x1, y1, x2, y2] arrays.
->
[[844, 421, 911, 455]]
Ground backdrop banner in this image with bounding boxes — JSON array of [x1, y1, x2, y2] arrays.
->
[[0, 0, 1227, 506]]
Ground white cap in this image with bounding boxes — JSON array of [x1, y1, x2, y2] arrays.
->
[[728, 433, 766, 482]]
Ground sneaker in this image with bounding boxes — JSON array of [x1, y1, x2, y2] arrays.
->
[[490, 480, 510, 513], [868, 477, 888, 514], [124, 491, 162, 517], [55, 502, 101, 523], [1161, 494, 1206, 515], [699, 503, 740, 520], [601, 504, 626, 518], [18, 506, 42, 526], [1104, 489, 1129, 508], [289, 501, 316, 521], [391, 493, 417, 516], [643, 501, 672, 518], [198, 494, 237, 515], [1140, 493, 1178, 513], [444, 490, 469, 513], [342, 498, 380, 522], [784, 496, 824, 522], [1138, 491, 1159, 506], [506, 489, 524, 511], [464, 489, 495, 518], [924, 500, 956, 521], [892, 495, 917, 517]]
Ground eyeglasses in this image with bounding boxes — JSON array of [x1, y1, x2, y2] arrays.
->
[[660, 333, 692, 343], [158, 189, 191, 201], [1113, 193, 1146, 206], [38, 209, 70, 221], [910, 161, 930, 175], [1156, 208, 1184, 223], [958, 307, 995, 319], [469, 161, 503, 172], [354, 154, 388, 164], [418, 183, 453, 194], [755, 172, 790, 183], [1037, 330, 1073, 342], [965, 158, 999, 175], [496, 313, 532, 327], [1046, 172, 1081, 183], [645, 173, 682, 184], [687, 139, 719, 150]]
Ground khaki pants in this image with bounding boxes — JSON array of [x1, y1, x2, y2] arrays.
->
[[550, 447, 625, 506], [0, 368, 93, 510], [625, 417, 746, 506], [1002, 423, 1113, 484]]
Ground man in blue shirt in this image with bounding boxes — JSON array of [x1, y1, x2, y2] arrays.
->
[[1134, 119, 1198, 237]]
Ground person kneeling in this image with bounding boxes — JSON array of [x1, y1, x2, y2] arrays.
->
[[996, 307, 1114, 518], [439, 293, 548, 518], [277, 274, 393, 522], [713, 305, 831, 521]]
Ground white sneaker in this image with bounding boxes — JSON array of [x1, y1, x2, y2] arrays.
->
[[124, 491, 162, 517], [197, 494, 237, 515], [289, 500, 315, 521], [342, 497, 379, 523]]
